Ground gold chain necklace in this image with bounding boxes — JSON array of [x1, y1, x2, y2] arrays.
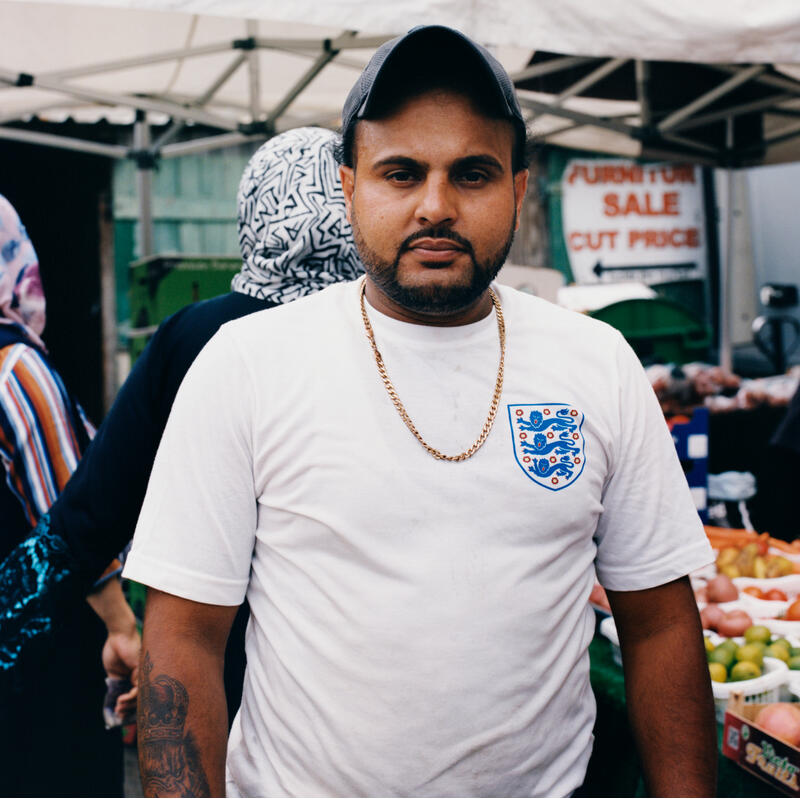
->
[[359, 278, 506, 462]]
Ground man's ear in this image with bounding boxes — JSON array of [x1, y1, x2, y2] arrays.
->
[[340, 165, 354, 224], [513, 169, 529, 232]]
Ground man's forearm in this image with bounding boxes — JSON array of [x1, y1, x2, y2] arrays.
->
[[609, 577, 717, 797], [138, 589, 235, 797]]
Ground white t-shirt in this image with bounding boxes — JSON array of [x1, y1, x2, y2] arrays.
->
[[125, 280, 712, 798]]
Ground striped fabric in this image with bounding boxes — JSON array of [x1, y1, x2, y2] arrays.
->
[[0, 343, 94, 527]]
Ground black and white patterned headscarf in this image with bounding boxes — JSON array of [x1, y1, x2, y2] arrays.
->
[[232, 127, 363, 303]]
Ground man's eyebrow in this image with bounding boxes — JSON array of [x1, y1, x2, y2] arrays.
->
[[371, 155, 427, 171], [453, 154, 505, 172], [369, 154, 506, 172]]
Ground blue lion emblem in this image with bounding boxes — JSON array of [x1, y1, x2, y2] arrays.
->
[[507, 404, 586, 490]]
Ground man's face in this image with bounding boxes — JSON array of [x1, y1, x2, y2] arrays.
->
[[340, 89, 528, 320]]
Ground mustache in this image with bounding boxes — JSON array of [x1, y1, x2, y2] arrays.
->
[[399, 227, 475, 256]]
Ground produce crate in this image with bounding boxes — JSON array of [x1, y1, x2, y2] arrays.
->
[[712, 657, 788, 723], [128, 254, 240, 361], [588, 296, 711, 365], [723, 693, 800, 795], [667, 407, 709, 521]]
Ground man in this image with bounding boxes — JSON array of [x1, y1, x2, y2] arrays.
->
[[0, 128, 361, 727], [127, 26, 717, 797]]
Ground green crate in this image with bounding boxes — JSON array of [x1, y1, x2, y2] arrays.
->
[[589, 297, 711, 365], [128, 254, 240, 361]]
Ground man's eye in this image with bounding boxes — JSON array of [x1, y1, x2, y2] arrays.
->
[[459, 170, 488, 185], [386, 170, 417, 184]]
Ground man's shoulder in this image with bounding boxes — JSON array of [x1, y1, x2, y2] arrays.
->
[[499, 284, 623, 343], [218, 280, 356, 341]]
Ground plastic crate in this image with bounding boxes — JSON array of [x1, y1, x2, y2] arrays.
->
[[668, 407, 709, 521], [589, 296, 711, 365], [711, 658, 789, 723], [128, 254, 239, 361]]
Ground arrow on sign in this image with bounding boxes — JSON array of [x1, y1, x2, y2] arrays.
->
[[593, 260, 697, 277]]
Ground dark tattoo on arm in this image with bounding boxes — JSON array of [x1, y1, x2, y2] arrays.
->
[[138, 652, 212, 797]]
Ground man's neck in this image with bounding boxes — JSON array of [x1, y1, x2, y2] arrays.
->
[[363, 279, 495, 327]]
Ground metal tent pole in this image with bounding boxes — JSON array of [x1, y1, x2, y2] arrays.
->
[[720, 117, 734, 372], [98, 191, 118, 408], [133, 111, 155, 258]]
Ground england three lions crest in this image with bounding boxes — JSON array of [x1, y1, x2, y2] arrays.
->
[[508, 404, 586, 490]]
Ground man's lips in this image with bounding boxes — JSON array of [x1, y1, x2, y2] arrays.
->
[[405, 238, 467, 262]]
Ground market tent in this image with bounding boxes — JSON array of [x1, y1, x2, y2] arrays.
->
[[2, 0, 800, 166], [1, 0, 799, 381]]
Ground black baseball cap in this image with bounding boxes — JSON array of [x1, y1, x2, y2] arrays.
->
[[341, 25, 526, 142]]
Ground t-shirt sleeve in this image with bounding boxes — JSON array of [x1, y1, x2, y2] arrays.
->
[[123, 326, 257, 606], [593, 334, 713, 591]]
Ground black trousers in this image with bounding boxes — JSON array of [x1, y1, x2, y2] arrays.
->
[[0, 601, 123, 797]]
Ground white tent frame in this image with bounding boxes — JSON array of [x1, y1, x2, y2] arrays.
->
[[4, 33, 800, 164], [2, 10, 800, 381]]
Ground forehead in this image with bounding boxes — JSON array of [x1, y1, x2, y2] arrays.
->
[[354, 89, 515, 167]]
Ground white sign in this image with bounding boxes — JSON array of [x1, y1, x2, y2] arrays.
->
[[561, 159, 707, 285]]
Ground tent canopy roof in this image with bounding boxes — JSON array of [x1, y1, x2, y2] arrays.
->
[[2, 0, 800, 165]]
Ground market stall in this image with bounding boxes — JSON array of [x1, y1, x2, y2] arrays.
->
[[3, 0, 800, 396], [3, 1, 800, 793], [589, 525, 800, 795], [583, 635, 781, 797]]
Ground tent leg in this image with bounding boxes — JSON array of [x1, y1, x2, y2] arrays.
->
[[134, 112, 155, 258], [98, 190, 118, 409], [720, 117, 734, 372]]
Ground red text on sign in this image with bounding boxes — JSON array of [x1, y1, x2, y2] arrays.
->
[[567, 228, 700, 251], [629, 228, 700, 248], [568, 231, 620, 251], [603, 192, 680, 217]]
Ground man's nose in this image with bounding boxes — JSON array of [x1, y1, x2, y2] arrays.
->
[[415, 175, 457, 227]]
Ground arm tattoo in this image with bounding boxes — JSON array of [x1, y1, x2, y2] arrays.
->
[[138, 651, 212, 797]]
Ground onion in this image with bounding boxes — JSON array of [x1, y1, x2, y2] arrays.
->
[[700, 604, 725, 631], [716, 609, 753, 637], [694, 586, 708, 604], [755, 703, 800, 746], [706, 574, 739, 603]]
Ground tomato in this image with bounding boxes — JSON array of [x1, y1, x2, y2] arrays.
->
[[743, 586, 765, 599], [764, 589, 788, 602], [786, 599, 800, 621]]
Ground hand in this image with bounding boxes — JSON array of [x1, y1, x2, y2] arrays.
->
[[102, 626, 141, 718], [87, 575, 141, 718]]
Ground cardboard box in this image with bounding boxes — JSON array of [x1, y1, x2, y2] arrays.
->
[[723, 693, 800, 795]]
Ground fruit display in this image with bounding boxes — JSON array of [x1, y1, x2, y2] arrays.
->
[[705, 574, 739, 603], [742, 586, 788, 601], [706, 526, 800, 559], [716, 543, 795, 580], [706, 625, 800, 684], [700, 600, 753, 636], [754, 703, 800, 747]]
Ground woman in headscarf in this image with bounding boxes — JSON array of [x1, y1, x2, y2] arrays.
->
[[0, 128, 362, 743], [0, 194, 138, 796]]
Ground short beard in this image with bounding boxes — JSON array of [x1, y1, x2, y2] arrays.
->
[[351, 215, 517, 315]]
